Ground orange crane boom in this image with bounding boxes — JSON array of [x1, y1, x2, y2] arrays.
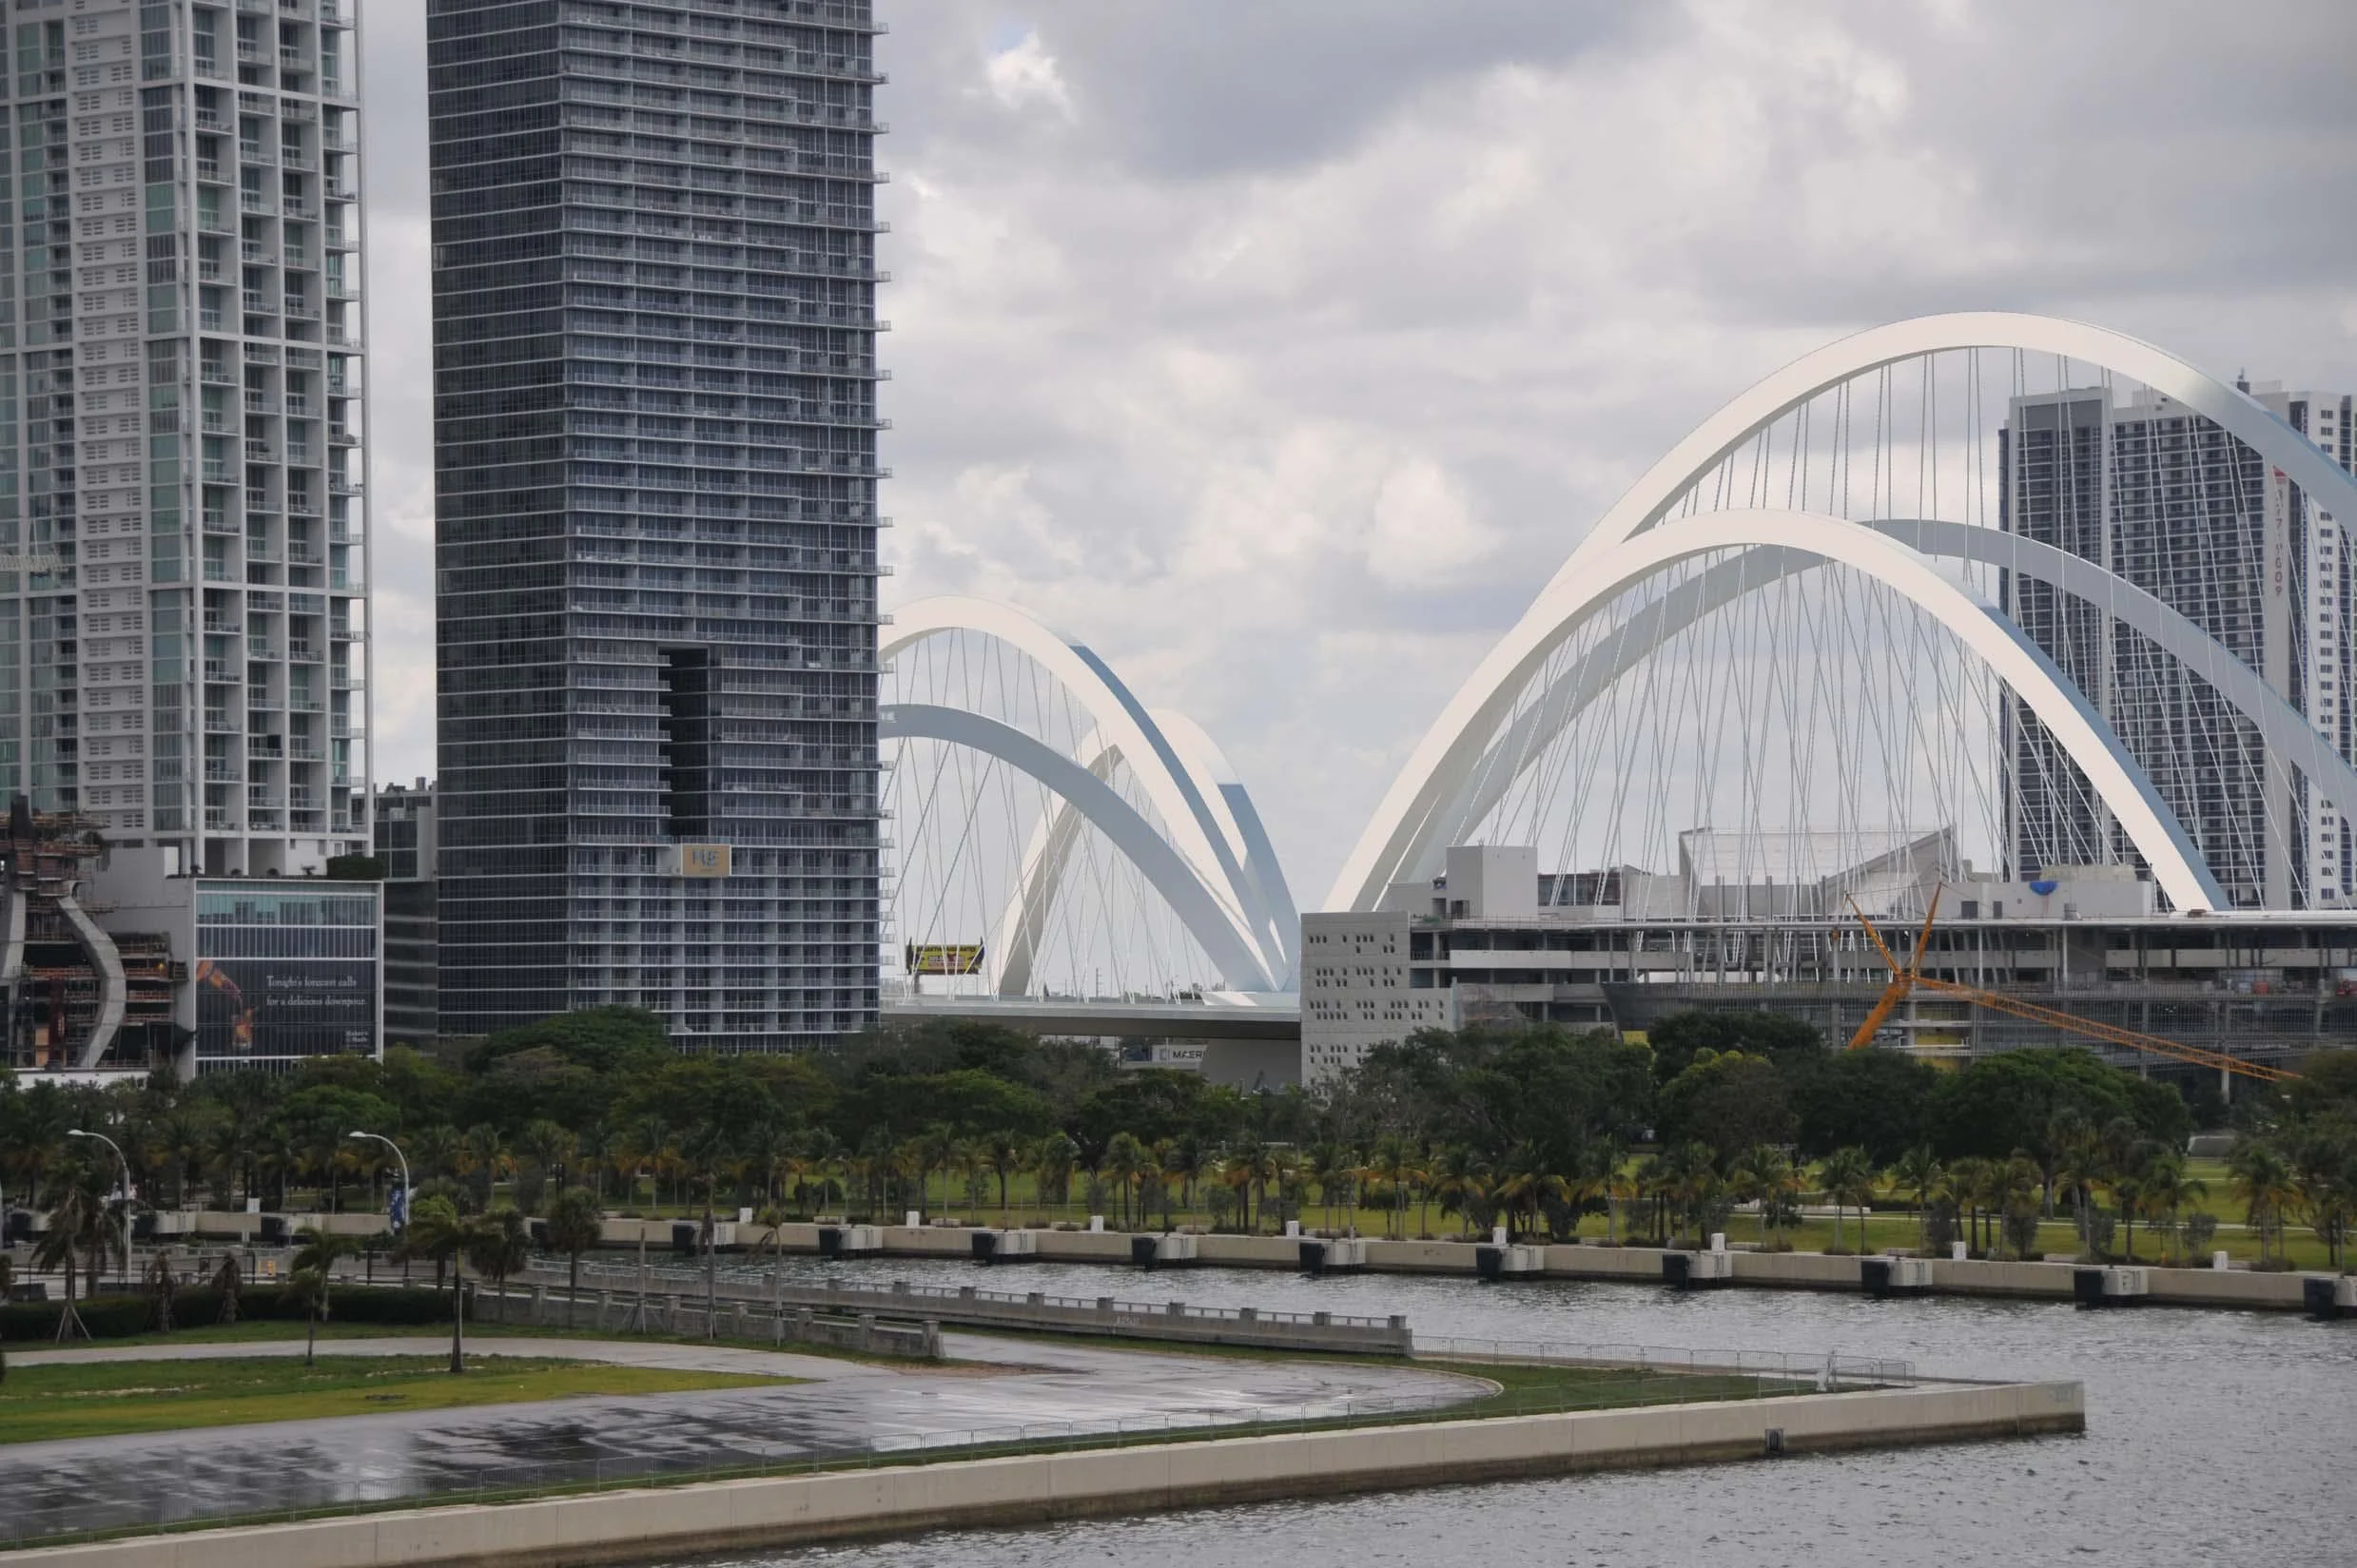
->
[[1844, 895, 2293, 1084]]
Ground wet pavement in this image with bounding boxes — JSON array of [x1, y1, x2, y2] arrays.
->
[[0, 1333, 1484, 1541]]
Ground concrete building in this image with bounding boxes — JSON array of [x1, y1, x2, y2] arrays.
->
[[1300, 841, 2350, 1088], [1, 0, 372, 875], [426, 0, 886, 1050], [2002, 382, 2356, 909], [372, 778, 433, 1047]]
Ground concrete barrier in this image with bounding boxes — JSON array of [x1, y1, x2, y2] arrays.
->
[[533, 1265, 1415, 1355], [0, 1380, 2082, 1568], [570, 1220, 2332, 1313]]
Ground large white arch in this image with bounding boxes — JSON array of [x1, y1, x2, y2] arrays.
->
[[1334, 512, 2229, 914], [1335, 312, 2357, 913], [885, 596, 1295, 991], [1418, 520, 2357, 894]]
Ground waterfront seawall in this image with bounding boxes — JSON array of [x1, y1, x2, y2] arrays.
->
[[0, 1381, 2082, 1568], [581, 1220, 2329, 1312]]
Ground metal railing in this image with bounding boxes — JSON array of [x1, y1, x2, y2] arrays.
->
[[1416, 1334, 1916, 1387], [564, 1260, 1403, 1335]]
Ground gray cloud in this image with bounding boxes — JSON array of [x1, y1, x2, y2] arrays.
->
[[357, 0, 2357, 914]]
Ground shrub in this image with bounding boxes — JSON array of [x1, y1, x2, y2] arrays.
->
[[0, 1293, 154, 1342], [0, 1283, 462, 1342]]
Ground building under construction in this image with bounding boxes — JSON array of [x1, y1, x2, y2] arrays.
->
[[1, 800, 184, 1076], [1301, 841, 2357, 1089], [3, 797, 382, 1080]]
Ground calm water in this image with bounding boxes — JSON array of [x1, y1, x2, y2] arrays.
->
[[692, 1256, 2357, 1568]]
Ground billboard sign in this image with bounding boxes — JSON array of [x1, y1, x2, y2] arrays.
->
[[906, 943, 985, 977], [196, 957, 377, 1058], [674, 843, 732, 878]]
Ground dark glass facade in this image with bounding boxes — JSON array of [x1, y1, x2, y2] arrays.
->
[[426, 0, 882, 1049], [193, 882, 380, 1065]]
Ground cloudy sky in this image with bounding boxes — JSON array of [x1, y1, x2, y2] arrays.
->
[[359, 2, 2357, 910]]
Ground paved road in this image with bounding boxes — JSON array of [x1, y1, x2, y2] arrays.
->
[[0, 1332, 1484, 1542]]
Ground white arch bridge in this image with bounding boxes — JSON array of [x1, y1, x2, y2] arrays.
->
[[886, 313, 2357, 1045]]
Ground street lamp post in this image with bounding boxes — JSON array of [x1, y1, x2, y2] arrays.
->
[[66, 1130, 132, 1292], [347, 1131, 412, 1280]]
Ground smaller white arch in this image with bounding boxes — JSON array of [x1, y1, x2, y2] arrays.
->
[[886, 597, 1268, 969], [1332, 512, 2227, 914], [881, 703, 1276, 992], [989, 711, 1302, 995]]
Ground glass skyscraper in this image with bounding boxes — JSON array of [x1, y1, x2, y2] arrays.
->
[[2, 0, 370, 871], [2002, 384, 2357, 909], [426, 0, 883, 1048]]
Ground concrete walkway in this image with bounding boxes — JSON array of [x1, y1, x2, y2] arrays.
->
[[0, 1331, 1486, 1545]]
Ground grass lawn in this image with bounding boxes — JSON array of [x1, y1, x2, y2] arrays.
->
[[0, 1354, 801, 1444], [277, 1153, 2344, 1275]]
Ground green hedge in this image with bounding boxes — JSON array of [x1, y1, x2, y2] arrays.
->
[[1, 1283, 465, 1342]]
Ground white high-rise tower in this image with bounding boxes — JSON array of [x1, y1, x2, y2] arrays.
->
[[3, 0, 369, 872]]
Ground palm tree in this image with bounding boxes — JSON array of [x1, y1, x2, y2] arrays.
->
[[1494, 1144, 1571, 1242], [1430, 1145, 1489, 1239], [620, 1114, 673, 1212], [33, 1179, 114, 1342], [407, 1124, 463, 1188], [2049, 1120, 2104, 1255], [518, 1119, 575, 1200], [911, 1125, 958, 1217], [2298, 1141, 2357, 1270], [473, 1208, 534, 1322], [1731, 1147, 1800, 1250], [1101, 1132, 1150, 1230], [1215, 1151, 1259, 1233], [1270, 1148, 1309, 1234], [1366, 1136, 1411, 1238], [458, 1125, 510, 1210], [2229, 1140, 2301, 1268], [399, 1199, 494, 1372], [1031, 1132, 1078, 1216], [1996, 1153, 2044, 1260], [984, 1132, 1026, 1225], [2137, 1155, 2205, 1267], [546, 1186, 605, 1302], [574, 1121, 615, 1206], [1818, 1147, 1879, 1254], [289, 1227, 360, 1365], [1163, 1134, 1207, 1226], [1889, 1146, 1944, 1254], [1653, 1142, 1718, 1247]]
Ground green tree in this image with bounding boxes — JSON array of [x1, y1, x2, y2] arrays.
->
[[288, 1226, 360, 1365], [1646, 1010, 1822, 1084], [1731, 1146, 1802, 1249], [545, 1186, 605, 1300], [1656, 1051, 1794, 1162], [395, 1196, 483, 1371], [1888, 1145, 1946, 1254], [1933, 1049, 2190, 1164], [1817, 1147, 1879, 1253], [1785, 1048, 1939, 1162], [32, 1177, 114, 1341], [2230, 1139, 2302, 1268]]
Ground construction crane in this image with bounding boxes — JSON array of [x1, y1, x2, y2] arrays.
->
[[1845, 888, 2294, 1084]]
